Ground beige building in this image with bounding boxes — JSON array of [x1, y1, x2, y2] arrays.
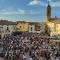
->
[[16, 21, 29, 32], [45, 3, 60, 37]]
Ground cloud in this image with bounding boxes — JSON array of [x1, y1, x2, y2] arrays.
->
[[48, 0, 52, 2], [29, 10, 40, 14], [28, 0, 60, 7], [17, 9, 25, 14], [0, 8, 40, 15], [50, 1, 60, 7], [28, 0, 46, 6], [0, 9, 26, 15], [47, 0, 60, 7]]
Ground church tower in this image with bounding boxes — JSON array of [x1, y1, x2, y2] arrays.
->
[[46, 2, 51, 22]]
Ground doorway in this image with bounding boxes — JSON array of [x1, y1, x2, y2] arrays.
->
[[0, 35, 1, 39]]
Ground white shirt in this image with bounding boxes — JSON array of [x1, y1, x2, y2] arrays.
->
[[29, 58, 32, 60]]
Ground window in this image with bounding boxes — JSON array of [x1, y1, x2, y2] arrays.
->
[[35, 26, 40, 31], [20, 26, 21, 28], [5, 34, 10, 37], [0, 29, 1, 32], [37, 26, 40, 31], [13, 26, 16, 30], [31, 27, 33, 31], [0, 27, 3, 28], [6, 27, 10, 32], [7, 27, 9, 30], [0, 35, 1, 39]]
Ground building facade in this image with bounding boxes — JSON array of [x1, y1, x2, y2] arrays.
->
[[28, 22, 44, 33], [28, 22, 39, 33], [45, 3, 60, 37], [0, 20, 46, 39], [16, 21, 29, 32], [0, 20, 16, 38], [16, 21, 45, 33]]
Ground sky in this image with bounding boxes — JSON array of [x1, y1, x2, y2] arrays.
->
[[0, 0, 60, 22]]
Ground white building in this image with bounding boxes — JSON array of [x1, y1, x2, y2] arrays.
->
[[29, 25, 35, 33], [0, 20, 16, 38], [28, 22, 41, 33], [28, 22, 46, 33]]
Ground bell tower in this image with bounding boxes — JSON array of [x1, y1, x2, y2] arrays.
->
[[46, 2, 51, 22]]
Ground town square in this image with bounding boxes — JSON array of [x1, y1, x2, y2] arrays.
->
[[0, 0, 60, 60]]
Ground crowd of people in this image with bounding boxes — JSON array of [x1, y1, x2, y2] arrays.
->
[[1, 33, 60, 60]]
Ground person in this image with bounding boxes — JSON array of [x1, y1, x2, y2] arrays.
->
[[29, 57, 32, 60], [2, 33, 60, 60], [23, 53, 26, 60]]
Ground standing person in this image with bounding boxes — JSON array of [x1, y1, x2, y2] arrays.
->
[[23, 53, 26, 60], [29, 57, 32, 60]]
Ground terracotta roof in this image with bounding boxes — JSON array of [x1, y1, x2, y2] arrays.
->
[[49, 17, 60, 23], [16, 21, 42, 25], [0, 20, 16, 25], [16, 21, 27, 24], [28, 22, 41, 25]]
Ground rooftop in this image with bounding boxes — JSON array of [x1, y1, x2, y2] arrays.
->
[[0, 20, 16, 25]]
